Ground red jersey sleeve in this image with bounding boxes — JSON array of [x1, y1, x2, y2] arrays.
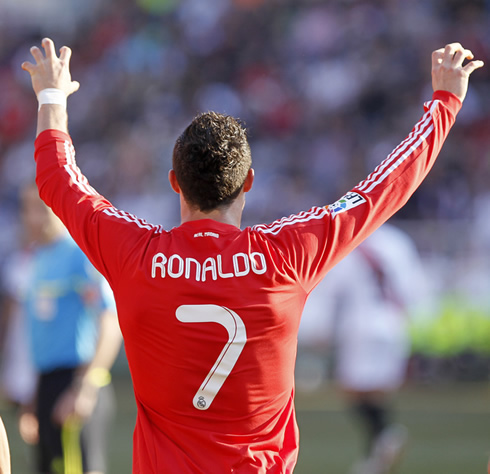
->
[[34, 131, 162, 288], [252, 91, 462, 292]]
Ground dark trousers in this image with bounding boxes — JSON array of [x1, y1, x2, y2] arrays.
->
[[36, 367, 115, 474]]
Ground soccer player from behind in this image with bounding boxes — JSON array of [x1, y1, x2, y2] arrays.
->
[[22, 38, 482, 473]]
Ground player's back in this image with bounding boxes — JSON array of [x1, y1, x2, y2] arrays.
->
[[115, 218, 304, 473]]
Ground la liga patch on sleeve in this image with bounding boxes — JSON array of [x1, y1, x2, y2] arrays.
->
[[328, 192, 366, 218]]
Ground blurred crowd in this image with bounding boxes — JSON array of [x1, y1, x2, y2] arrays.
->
[[1, 0, 490, 233], [0, 0, 490, 351]]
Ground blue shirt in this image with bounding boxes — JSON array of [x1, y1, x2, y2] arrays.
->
[[25, 235, 114, 372]]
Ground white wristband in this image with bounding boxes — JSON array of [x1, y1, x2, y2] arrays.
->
[[37, 88, 67, 111]]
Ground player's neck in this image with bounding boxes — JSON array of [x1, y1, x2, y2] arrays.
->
[[180, 195, 245, 228]]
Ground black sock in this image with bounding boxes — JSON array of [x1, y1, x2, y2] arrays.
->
[[351, 399, 391, 455]]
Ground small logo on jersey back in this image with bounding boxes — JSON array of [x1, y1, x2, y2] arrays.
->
[[196, 396, 207, 409], [328, 192, 366, 217], [194, 232, 220, 238]]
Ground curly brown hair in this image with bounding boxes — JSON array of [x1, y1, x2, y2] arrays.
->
[[172, 112, 252, 212]]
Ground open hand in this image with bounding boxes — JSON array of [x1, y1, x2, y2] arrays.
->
[[432, 43, 484, 102], [21, 38, 80, 97]]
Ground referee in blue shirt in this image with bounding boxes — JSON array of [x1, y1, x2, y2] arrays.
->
[[19, 183, 122, 474]]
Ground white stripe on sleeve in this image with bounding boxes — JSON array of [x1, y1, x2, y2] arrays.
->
[[253, 206, 329, 235], [102, 207, 163, 233], [356, 100, 438, 193]]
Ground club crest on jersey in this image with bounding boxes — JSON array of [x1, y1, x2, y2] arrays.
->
[[328, 192, 366, 218]]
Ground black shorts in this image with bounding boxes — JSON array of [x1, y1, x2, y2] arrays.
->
[[36, 367, 116, 474]]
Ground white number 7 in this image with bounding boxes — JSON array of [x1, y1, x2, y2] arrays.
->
[[176, 304, 247, 410]]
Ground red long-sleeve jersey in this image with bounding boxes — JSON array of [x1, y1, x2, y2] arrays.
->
[[35, 91, 460, 473]]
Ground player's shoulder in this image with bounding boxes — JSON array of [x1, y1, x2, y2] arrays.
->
[[102, 205, 167, 235], [251, 206, 329, 237]]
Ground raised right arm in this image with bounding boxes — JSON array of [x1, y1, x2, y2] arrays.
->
[[254, 43, 483, 292]]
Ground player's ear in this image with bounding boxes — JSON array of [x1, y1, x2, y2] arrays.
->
[[168, 170, 181, 194], [243, 168, 254, 193]]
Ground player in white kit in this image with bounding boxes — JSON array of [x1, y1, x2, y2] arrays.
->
[[300, 223, 432, 474]]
